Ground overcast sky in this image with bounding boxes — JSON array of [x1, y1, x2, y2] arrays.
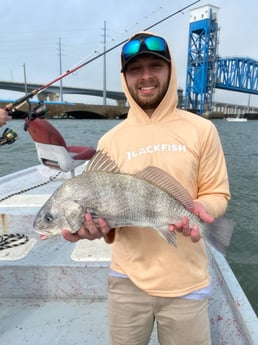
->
[[0, 0, 257, 107]]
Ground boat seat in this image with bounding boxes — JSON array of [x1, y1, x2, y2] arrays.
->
[[25, 117, 96, 176]]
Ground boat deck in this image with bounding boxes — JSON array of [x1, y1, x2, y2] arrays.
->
[[0, 165, 257, 345], [0, 240, 110, 345]]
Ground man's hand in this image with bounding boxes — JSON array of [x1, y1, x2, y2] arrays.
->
[[62, 213, 111, 242], [169, 201, 214, 243], [0, 109, 12, 127]]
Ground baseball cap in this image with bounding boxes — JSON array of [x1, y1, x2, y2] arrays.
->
[[121, 33, 171, 72]]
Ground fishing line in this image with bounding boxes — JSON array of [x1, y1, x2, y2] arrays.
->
[[64, 6, 164, 62], [66, 5, 165, 70], [59, 0, 200, 76], [5, 0, 200, 113]]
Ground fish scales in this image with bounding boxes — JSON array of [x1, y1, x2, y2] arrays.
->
[[84, 171, 190, 228]]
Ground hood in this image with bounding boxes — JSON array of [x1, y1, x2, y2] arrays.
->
[[121, 31, 178, 124]]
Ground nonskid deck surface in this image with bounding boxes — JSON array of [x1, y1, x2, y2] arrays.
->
[[0, 237, 162, 345], [1, 298, 162, 345], [0, 165, 258, 345], [1, 298, 108, 345], [0, 238, 112, 345]]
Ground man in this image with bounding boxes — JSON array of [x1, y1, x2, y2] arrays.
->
[[0, 109, 12, 127], [63, 32, 230, 345]]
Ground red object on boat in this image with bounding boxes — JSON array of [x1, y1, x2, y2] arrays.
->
[[25, 117, 96, 161]]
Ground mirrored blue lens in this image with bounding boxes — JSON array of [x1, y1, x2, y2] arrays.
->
[[122, 36, 166, 59], [145, 37, 166, 52], [122, 40, 141, 58]]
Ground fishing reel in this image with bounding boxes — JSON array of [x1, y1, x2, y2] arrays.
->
[[0, 127, 18, 146], [24, 102, 49, 131], [28, 102, 49, 121]]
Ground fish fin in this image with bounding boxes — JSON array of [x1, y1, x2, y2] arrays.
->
[[87, 210, 139, 229], [206, 217, 235, 255], [157, 227, 177, 247], [84, 151, 120, 173], [86, 208, 134, 228], [87, 209, 177, 248], [136, 166, 193, 210], [63, 200, 84, 233]]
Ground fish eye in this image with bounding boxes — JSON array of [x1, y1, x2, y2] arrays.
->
[[44, 213, 54, 223]]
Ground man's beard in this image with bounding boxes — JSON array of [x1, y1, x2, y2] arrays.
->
[[128, 82, 168, 111]]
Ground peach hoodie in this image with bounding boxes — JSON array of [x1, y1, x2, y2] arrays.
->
[[97, 32, 230, 297]]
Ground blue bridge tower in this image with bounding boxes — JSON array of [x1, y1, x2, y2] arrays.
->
[[184, 5, 219, 114]]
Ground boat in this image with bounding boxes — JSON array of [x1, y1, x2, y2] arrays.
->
[[0, 117, 257, 345], [226, 117, 248, 122], [226, 112, 248, 122]]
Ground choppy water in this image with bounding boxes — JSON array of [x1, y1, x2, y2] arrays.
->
[[1, 118, 258, 316]]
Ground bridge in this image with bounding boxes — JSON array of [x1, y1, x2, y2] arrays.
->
[[184, 5, 258, 114], [0, 81, 126, 105], [215, 57, 258, 94], [0, 81, 130, 119], [0, 98, 129, 120], [0, 80, 257, 119]]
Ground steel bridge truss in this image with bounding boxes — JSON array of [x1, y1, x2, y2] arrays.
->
[[215, 57, 258, 95], [184, 5, 258, 115], [184, 17, 219, 114]]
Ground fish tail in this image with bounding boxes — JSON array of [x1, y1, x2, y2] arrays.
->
[[206, 217, 235, 255]]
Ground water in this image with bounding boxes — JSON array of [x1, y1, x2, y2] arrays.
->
[[1, 118, 258, 316]]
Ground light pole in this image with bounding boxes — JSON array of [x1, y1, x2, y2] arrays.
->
[[23, 63, 28, 95], [59, 37, 63, 102], [103, 21, 107, 106]]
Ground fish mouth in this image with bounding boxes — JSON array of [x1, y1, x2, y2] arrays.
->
[[34, 228, 54, 240], [39, 234, 51, 240]]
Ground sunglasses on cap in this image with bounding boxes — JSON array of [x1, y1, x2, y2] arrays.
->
[[121, 35, 170, 71]]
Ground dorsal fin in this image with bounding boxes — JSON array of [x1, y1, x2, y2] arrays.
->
[[136, 166, 193, 210], [84, 151, 120, 173]]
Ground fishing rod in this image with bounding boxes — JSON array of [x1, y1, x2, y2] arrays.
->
[[5, 0, 200, 114]]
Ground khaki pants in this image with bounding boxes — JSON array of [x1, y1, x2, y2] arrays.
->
[[108, 276, 211, 345]]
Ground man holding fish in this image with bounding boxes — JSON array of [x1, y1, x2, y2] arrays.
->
[[62, 32, 230, 344]]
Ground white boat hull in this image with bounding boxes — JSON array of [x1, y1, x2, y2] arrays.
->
[[226, 117, 247, 122]]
